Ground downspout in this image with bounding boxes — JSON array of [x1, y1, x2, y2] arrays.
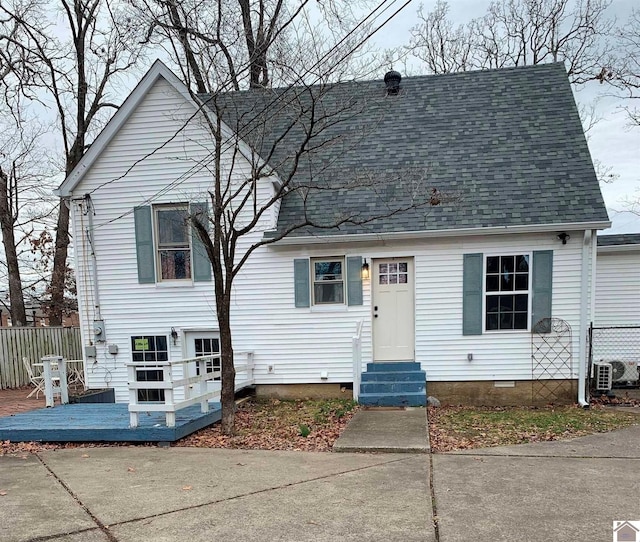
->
[[577, 229, 592, 407], [590, 229, 598, 327]]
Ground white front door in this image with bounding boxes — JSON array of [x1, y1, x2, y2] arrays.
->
[[372, 258, 415, 361]]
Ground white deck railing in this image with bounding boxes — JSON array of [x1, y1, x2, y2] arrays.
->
[[126, 351, 254, 428], [352, 320, 364, 401]]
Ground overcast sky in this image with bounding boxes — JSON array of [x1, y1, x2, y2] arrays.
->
[[372, 0, 640, 234]]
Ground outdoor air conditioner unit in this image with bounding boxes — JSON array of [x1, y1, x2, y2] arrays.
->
[[592, 362, 612, 391], [609, 361, 639, 384]]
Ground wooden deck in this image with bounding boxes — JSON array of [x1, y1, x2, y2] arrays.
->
[[0, 402, 221, 443]]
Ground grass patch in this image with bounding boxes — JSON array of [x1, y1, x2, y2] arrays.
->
[[429, 405, 639, 452]]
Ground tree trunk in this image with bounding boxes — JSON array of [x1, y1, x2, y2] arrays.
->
[[48, 199, 70, 325], [217, 294, 236, 434], [0, 170, 27, 327]]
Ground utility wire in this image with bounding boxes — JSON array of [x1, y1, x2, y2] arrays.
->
[[91, 0, 414, 231], [87, 0, 397, 201]]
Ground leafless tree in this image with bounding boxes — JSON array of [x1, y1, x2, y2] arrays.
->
[[116, 0, 430, 433], [0, 0, 145, 324], [406, 0, 614, 84], [175, 67, 452, 433], [600, 8, 640, 125], [128, 0, 380, 93], [0, 1, 58, 326]]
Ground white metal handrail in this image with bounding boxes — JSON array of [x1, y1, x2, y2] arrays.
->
[[126, 352, 254, 428], [352, 320, 364, 401]]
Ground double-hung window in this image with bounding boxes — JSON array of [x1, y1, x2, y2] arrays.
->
[[312, 258, 344, 304], [155, 205, 191, 281], [485, 254, 530, 331]]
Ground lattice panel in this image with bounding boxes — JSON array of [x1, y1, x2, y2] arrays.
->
[[531, 318, 573, 403]]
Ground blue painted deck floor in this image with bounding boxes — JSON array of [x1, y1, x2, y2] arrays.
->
[[0, 402, 222, 443]]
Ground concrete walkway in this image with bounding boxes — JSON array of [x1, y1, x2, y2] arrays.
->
[[334, 408, 430, 453], [1, 422, 640, 541]]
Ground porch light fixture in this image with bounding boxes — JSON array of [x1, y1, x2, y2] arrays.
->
[[557, 232, 570, 245], [170, 327, 178, 345], [361, 260, 370, 280]]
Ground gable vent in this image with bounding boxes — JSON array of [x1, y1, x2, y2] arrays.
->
[[384, 70, 402, 95]]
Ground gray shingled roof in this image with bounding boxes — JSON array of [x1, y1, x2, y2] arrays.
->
[[597, 234, 640, 246], [202, 63, 609, 238]]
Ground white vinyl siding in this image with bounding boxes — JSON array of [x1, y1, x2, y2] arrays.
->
[[69, 76, 592, 401], [595, 249, 640, 326]]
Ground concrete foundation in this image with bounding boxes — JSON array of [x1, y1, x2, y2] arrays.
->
[[255, 379, 579, 405], [254, 383, 353, 400], [427, 379, 578, 406]]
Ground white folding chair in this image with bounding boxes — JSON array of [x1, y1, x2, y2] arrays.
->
[[23, 357, 45, 399]]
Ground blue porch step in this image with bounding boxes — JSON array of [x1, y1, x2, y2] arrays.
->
[[360, 381, 426, 394], [361, 371, 424, 382], [365, 362, 421, 372], [358, 362, 427, 407], [358, 391, 427, 407]]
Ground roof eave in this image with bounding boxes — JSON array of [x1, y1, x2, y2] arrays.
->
[[265, 220, 612, 246]]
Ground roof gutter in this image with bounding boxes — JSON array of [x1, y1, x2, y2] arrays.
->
[[267, 221, 612, 246], [597, 244, 640, 254]]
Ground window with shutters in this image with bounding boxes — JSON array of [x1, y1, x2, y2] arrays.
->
[[155, 205, 191, 281], [485, 254, 531, 331], [294, 256, 362, 308]]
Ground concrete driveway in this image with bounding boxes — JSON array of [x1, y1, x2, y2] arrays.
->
[[1, 425, 639, 542]]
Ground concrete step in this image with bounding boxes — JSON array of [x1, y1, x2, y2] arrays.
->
[[360, 370, 426, 382], [358, 392, 427, 407], [360, 381, 426, 394], [365, 362, 422, 372]]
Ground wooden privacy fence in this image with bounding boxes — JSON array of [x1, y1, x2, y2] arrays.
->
[[0, 327, 82, 389]]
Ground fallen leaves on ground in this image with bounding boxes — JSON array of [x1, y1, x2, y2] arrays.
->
[[0, 398, 359, 456], [428, 404, 639, 452], [175, 398, 359, 452], [2, 397, 637, 457], [591, 393, 640, 407]]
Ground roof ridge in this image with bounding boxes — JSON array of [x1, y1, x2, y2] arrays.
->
[[198, 61, 568, 98]]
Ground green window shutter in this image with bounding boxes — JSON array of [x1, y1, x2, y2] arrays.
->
[[347, 256, 363, 306], [134, 206, 156, 284], [463, 253, 483, 335], [294, 259, 310, 308], [191, 201, 212, 282], [532, 250, 553, 333]]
